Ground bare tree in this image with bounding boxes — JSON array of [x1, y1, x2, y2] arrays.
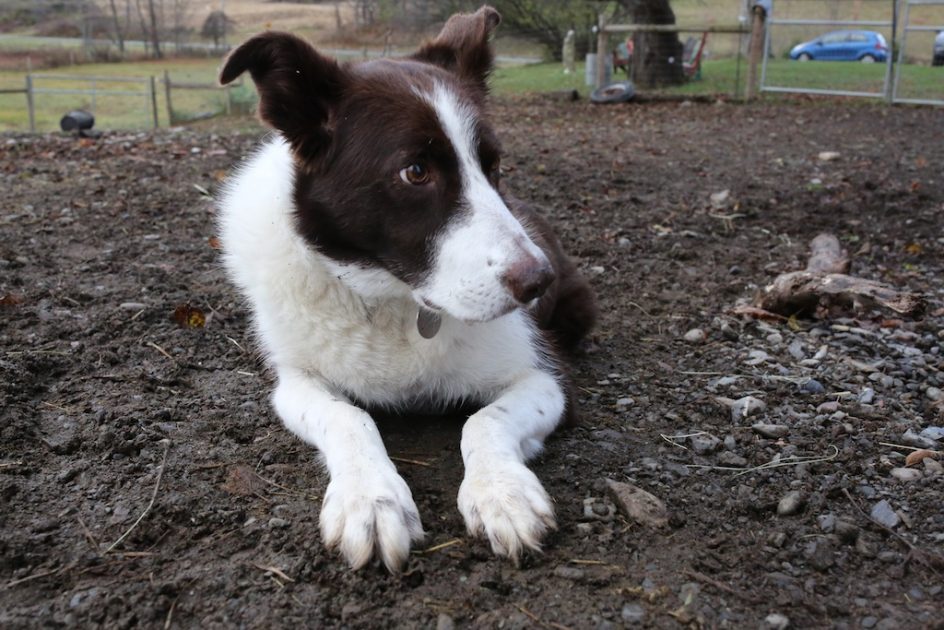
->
[[107, 0, 126, 53], [201, 10, 234, 49], [619, 0, 685, 87], [146, 0, 163, 58]]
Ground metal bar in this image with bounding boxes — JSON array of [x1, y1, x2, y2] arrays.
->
[[893, 96, 944, 105], [759, 7, 772, 97], [893, 1, 910, 103], [31, 88, 147, 96], [901, 0, 944, 5], [760, 86, 886, 98], [149, 75, 158, 129], [0, 88, 27, 94], [767, 19, 892, 27], [903, 25, 944, 32], [25, 74, 35, 133], [885, 0, 898, 104], [603, 24, 748, 34], [33, 74, 150, 83]]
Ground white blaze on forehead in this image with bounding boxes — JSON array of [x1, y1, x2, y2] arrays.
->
[[414, 84, 549, 323]]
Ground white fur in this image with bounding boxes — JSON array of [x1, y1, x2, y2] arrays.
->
[[219, 90, 565, 570]]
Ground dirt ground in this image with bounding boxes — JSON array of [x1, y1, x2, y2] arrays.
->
[[2, 97, 943, 629]]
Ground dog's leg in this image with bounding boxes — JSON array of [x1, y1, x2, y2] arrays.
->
[[272, 369, 424, 572], [458, 369, 565, 560]]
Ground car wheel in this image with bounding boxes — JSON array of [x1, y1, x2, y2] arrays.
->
[[933, 55, 944, 67], [590, 81, 636, 104], [797, 53, 812, 62], [860, 54, 877, 63]]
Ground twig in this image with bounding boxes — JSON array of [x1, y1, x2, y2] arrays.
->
[[252, 562, 294, 583], [0, 461, 23, 469], [731, 445, 838, 477], [225, 336, 246, 352], [390, 456, 432, 467], [414, 539, 462, 555], [660, 431, 706, 451], [77, 516, 100, 551], [878, 442, 941, 454], [103, 441, 170, 555], [681, 569, 761, 604], [147, 341, 175, 363], [163, 598, 177, 630]]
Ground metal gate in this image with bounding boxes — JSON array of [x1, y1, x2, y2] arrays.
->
[[893, 0, 944, 105], [759, 0, 944, 105]]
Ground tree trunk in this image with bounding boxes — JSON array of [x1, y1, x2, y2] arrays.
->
[[108, 0, 125, 53], [624, 0, 685, 88], [147, 0, 163, 59]]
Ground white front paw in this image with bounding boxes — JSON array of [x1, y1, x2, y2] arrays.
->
[[458, 460, 556, 561], [320, 466, 424, 572]]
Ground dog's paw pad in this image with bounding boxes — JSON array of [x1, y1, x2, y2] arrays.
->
[[457, 461, 555, 560], [320, 468, 424, 572]]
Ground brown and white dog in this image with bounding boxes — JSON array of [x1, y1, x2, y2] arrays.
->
[[217, 6, 596, 572]]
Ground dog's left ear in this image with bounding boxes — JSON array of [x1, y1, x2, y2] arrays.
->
[[220, 32, 346, 162], [413, 5, 501, 92]]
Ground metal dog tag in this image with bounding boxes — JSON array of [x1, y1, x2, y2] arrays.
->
[[416, 307, 441, 339]]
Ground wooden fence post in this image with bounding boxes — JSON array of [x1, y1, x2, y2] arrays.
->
[[596, 14, 609, 89], [745, 5, 766, 101], [163, 70, 174, 125], [25, 74, 35, 133], [149, 75, 159, 129]]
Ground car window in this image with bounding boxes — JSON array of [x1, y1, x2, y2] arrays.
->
[[822, 33, 845, 44], [848, 33, 868, 42]]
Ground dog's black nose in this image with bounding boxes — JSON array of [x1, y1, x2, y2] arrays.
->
[[501, 257, 555, 303]]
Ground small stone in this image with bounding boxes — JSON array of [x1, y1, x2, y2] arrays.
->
[[436, 614, 456, 630], [861, 616, 878, 629], [709, 189, 730, 209], [799, 378, 825, 395], [616, 397, 635, 408], [718, 451, 747, 467], [553, 565, 585, 581], [869, 500, 899, 529], [817, 401, 840, 413], [927, 387, 943, 402], [817, 513, 836, 533], [690, 433, 720, 455], [858, 388, 875, 405], [683, 328, 706, 344], [924, 458, 943, 475], [752, 423, 789, 439], [605, 479, 668, 528], [787, 340, 806, 360], [766, 332, 783, 345], [818, 151, 840, 161], [764, 613, 790, 629], [777, 491, 806, 516], [621, 603, 646, 625], [731, 396, 766, 421], [901, 429, 936, 449], [890, 467, 921, 482], [920, 426, 944, 441], [267, 517, 289, 529], [834, 519, 859, 543], [119, 302, 146, 310], [744, 349, 769, 366]]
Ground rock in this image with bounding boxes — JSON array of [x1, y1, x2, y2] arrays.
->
[[787, 339, 806, 360], [621, 603, 646, 625], [924, 457, 943, 475], [744, 349, 769, 366], [436, 614, 456, 630], [890, 467, 921, 482], [901, 429, 937, 449], [858, 388, 875, 405], [920, 426, 944, 441], [834, 519, 859, 543], [817, 513, 836, 533], [764, 613, 790, 629], [927, 387, 943, 402], [605, 479, 668, 528], [861, 616, 878, 629], [267, 517, 289, 529], [777, 491, 805, 516], [709, 189, 730, 209], [817, 401, 840, 413], [690, 433, 720, 455], [683, 328, 706, 344], [799, 378, 825, 395], [869, 500, 900, 529], [731, 396, 766, 421], [818, 151, 840, 161], [805, 539, 835, 571], [752, 423, 789, 439], [553, 565, 585, 581], [119, 301, 146, 310], [616, 397, 635, 408], [718, 451, 747, 467]]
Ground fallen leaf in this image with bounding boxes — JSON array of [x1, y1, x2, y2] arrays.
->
[[173, 304, 206, 328], [905, 449, 939, 467], [208, 236, 222, 250], [904, 243, 923, 255], [221, 465, 260, 496], [0, 294, 24, 306]]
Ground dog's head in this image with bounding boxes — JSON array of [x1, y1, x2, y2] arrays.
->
[[220, 6, 553, 323]]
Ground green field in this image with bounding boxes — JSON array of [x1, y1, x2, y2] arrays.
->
[[1, 54, 941, 132]]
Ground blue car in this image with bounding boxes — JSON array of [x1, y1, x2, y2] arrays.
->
[[790, 30, 888, 62]]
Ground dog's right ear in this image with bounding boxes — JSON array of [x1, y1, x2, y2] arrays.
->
[[220, 32, 345, 162]]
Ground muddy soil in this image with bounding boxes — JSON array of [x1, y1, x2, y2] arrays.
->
[[1, 98, 942, 629]]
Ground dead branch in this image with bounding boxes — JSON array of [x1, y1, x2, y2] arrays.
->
[[754, 233, 925, 318]]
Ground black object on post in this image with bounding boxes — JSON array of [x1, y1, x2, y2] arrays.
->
[[60, 110, 95, 132]]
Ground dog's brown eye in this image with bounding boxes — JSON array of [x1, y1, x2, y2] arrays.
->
[[400, 163, 430, 185]]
